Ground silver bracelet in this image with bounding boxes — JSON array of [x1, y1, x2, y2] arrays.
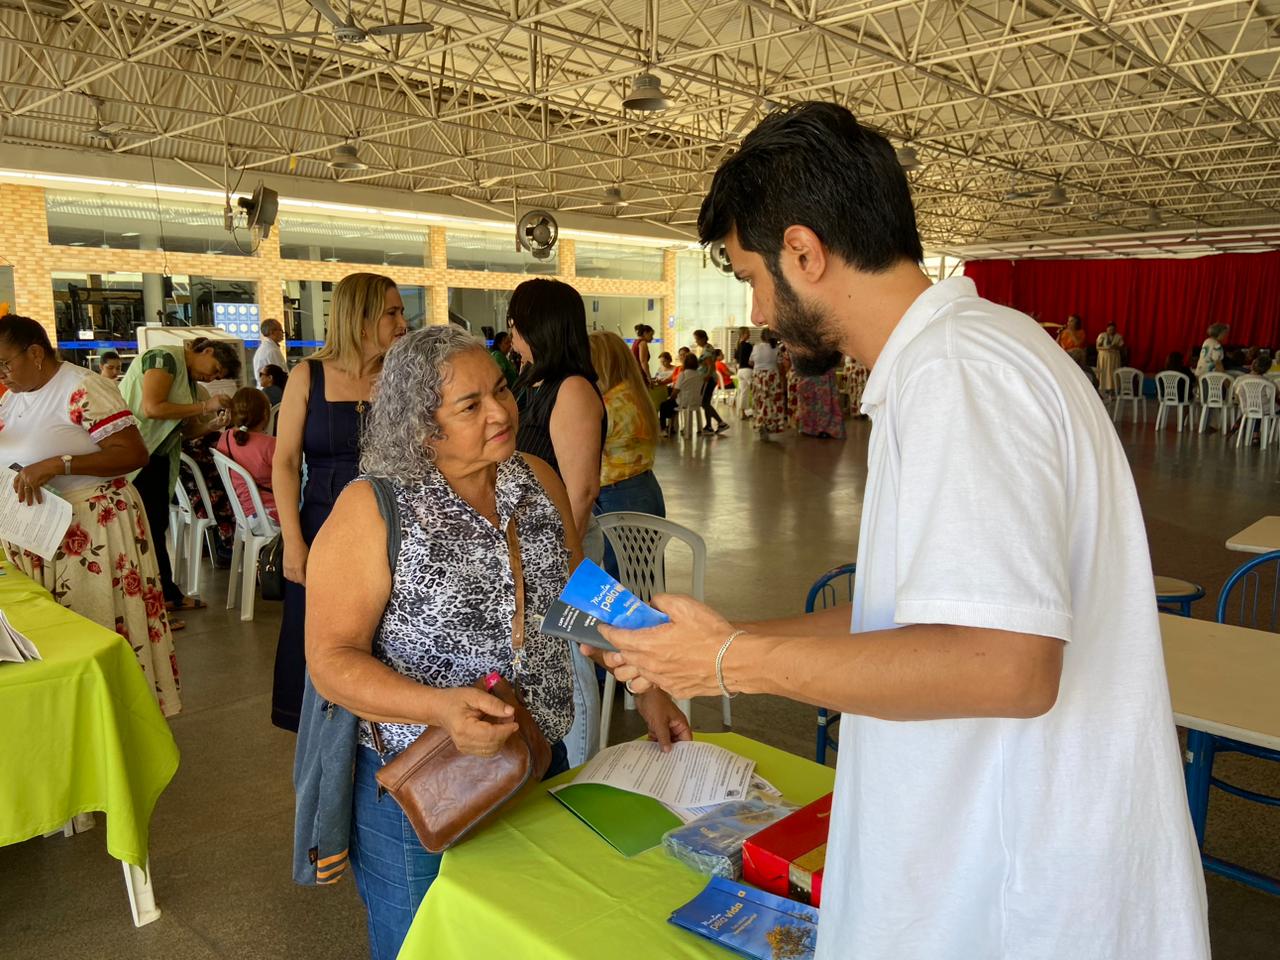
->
[[715, 630, 746, 700]]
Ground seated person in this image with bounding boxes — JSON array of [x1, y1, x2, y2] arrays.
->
[[216, 387, 278, 522], [259, 363, 288, 406], [673, 353, 707, 428]]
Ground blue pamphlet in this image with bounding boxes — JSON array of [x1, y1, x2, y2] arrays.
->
[[669, 876, 820, 960], [559, 558, 669, 629]]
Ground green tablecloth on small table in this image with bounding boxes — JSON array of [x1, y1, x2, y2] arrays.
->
[[399, 732, 835, 960], [0, 561, 179, 867]]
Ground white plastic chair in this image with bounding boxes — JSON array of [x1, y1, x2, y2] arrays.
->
[[210, 449, 280, 621], [1232, 378, 1277, 448], [1112, 367, 1145, 423], [267, 403, 281, 436], [177, 453, 217, 600], [1154, 371, 1191, 432], [677, 406, 698, 438], [1197, 373, 1232, 433], [594, 512, 731, 750]]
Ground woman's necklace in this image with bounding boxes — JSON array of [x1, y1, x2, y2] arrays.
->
[[355, 400, 366, 414]]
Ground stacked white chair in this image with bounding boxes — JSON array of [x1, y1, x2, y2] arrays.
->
[[1154, 371, 1191, 432], [176, 453, 217, 599], [1197, 373, 1232, 433], [1112, 367, 1145, 423], [593, 512, 732, 750], [210, 449, 280, 621], [1232, 378, 1277, 448]]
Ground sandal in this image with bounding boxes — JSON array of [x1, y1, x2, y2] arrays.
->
[[168, 618, 186, 632], [166, 597, 207, 612]]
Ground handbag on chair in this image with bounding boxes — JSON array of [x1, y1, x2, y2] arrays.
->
[[257, 534, 285, 602], [370, 512, 552, 854]]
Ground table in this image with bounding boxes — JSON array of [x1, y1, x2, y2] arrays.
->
[[0, 561, 180, 926], [399, 732, 834, 959], [1225, 515, 1280, 554], [1160, 613, 1280, 894]]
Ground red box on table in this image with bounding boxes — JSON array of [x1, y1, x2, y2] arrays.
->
[[742, 792, 831, 907]]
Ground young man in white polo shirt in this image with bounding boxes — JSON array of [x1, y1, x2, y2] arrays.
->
[[598, 103, 1210, 959]]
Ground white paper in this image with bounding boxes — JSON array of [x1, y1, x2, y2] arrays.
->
[[0, 467, 73, 561], [565, 740, 755, 808], [0, 610, 41, 663], [664, 773, 782, 823]]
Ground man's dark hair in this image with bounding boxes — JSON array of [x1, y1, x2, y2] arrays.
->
[[508, 278, 597, 390], [99, 350, 120, 362], [698, 102, 923, 273]]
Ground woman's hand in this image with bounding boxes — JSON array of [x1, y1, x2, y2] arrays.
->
[[437, 687, 520, 757], [283, 536, 309, 585], [203, 394, 232, 415], [634, 689, 693, 752], [12, 458, 61, 505]]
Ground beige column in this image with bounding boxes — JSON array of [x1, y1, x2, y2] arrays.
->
[[558, 238, 576, 278], [1, 184, 57, 335], [428, 228, 449, 324]]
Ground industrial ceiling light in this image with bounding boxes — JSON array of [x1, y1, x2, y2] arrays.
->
[[603, 185, 629, 207], [1146, 206, 1164, 228], [1042, 183, 1069, 207], [896, 146, 921, 171], [623, 73, 669, 111], [328, 142, 368, 171]]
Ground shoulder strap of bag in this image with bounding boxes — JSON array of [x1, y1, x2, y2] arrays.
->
[[366, 475, 401, 569], [504, 518, 525, 653]]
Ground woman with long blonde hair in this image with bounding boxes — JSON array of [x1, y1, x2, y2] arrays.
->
[[270, 272, 407, 731], [588, 330, 665, 578]]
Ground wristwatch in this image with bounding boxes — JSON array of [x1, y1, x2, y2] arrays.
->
[[61, 454, 73, 475]]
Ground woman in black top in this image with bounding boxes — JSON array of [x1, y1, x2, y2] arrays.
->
[[508, 278, 607, 765], [508, 279, 605, 542]]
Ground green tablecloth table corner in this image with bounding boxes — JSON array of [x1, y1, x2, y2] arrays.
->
[[0, 561, 179, 868], [398, 732, 835, 960]]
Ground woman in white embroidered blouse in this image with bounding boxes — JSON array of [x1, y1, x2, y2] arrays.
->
[[0, 314, 181, 715], [304, 326, 690, 960]]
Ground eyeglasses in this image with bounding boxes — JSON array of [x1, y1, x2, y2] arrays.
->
[[0, 352, 23, 375]]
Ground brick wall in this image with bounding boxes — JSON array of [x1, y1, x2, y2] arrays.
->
[[0, 183, 676, 341]]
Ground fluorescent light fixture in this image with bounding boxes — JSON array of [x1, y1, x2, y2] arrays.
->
[[120, 231, 140, 237]]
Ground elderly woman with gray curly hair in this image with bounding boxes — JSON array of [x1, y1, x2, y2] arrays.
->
[[305, 325, 691, 959]]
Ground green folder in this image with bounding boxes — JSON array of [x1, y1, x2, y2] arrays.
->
[[550, 782, 683, 857]]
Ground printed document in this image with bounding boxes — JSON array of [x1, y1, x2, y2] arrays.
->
[[0, 466, 72, 561], [562, 740, 755, 808]]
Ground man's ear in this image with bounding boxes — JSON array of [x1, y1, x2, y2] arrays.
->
[[781, 225, 827, 284]]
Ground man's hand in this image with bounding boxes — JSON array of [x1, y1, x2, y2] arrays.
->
[[598, 593, 735, 700], [436, 687, 519, 757], [634, 690, 693, 752]]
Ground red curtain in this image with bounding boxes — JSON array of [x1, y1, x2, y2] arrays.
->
[[964, 253, 1280, 373]]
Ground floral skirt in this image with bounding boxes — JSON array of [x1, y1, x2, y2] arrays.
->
[[753, 369, 788, 433], [3, 477, 182, 717], [796, 371, 846, 438]]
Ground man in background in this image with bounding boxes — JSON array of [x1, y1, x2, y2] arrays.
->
[[253, 318, 286, 381]]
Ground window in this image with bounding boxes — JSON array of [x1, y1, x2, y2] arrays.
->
[[278, 212, 428, 267], [446, 230, 558, 275], [45, 190, 248, 255], [573, 240, 664, 281], [583, 295, 662, 339], [448, 288, 512, 338]]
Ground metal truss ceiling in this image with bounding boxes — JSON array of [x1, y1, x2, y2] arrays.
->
[[2, 0, 1279, 250]]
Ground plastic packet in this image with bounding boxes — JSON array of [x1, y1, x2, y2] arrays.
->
[[663, 795, 798, 879]]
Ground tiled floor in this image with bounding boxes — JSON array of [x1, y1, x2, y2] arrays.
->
[[2, 410, 1278, 959]]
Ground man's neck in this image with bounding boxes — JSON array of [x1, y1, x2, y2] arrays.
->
[[831, 261, 933, 369]]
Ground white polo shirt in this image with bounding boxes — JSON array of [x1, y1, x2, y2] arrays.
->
[[815, 278, 1209, 960], [253, 336, 286, 380]]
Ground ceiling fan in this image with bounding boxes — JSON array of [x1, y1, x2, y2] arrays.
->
[[274, 0, 437, 44], [83, 95, 129, 147]]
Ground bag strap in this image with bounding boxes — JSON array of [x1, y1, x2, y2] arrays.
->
[[366, 475, 401, 569], [505, 518, 525, 654]]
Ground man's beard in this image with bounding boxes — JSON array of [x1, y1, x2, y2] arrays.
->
[[771, 268, 844, 376]]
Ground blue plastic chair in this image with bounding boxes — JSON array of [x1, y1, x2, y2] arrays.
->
[[805, 563, 856, 765], [1154, 576, 1205, 617], [1183, 550, 1280, 895]]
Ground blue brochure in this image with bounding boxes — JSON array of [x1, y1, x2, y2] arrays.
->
[[559, 558, 669, 629], [669, 876, 820, 960]]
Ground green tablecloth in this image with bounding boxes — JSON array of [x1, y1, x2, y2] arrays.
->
[[0, 561, 179, 867], [399, 732, 835, 959]]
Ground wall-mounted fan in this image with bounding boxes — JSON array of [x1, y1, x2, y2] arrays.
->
[[236, 182, 280, 239], [273, 0, 437, 44], [708, 240, 734, 275], [517, 210, 559, 260]]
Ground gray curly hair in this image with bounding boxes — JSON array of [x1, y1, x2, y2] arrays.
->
[[360, 325, 491, 482]]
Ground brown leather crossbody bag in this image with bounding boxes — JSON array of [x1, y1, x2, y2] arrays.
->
[[370, 517, 552, 854]]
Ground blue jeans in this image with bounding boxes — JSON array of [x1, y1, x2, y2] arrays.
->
[[591, 470, 667, 580], [350, 740, 569, 959]]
